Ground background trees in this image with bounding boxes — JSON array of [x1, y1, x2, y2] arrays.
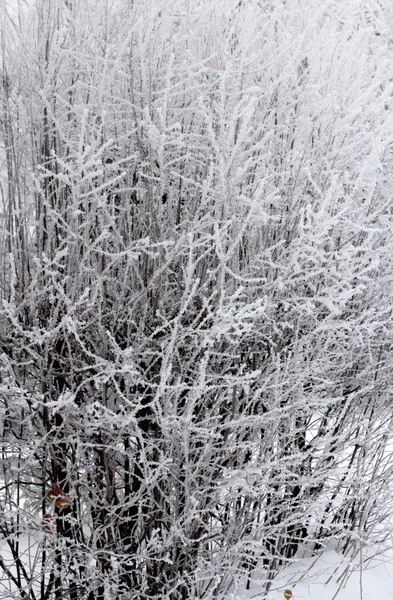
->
[[1, 0, 393, 598]]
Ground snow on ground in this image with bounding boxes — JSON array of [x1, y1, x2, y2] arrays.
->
[[227, 541, 393, 600]]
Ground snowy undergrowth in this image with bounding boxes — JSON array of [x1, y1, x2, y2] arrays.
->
[[2, 0, 393, 598], [227, 537, 393, 600]]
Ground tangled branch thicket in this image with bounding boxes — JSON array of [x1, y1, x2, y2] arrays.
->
[[1, 0, 393, 598]]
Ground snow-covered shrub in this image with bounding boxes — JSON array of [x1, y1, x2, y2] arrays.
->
[[1, 0, 393, 598]]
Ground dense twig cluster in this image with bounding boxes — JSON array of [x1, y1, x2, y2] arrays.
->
[[1, 1, 393, 599]]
